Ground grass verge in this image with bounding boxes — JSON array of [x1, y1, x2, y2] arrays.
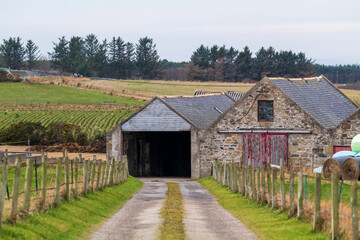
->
[[198, 177, 329, 240], [0, 176, 143, 240], [158, 182, 186, 240]]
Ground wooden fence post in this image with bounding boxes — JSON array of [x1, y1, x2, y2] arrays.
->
[[101, 161, 106, 189], [88, 159, 93, 191], [117, 160, 121, 185], [241, 164, 245, 195], [248, 163, 252, 199], [0, 151, 8, 228], [104, 160, 110, 187], [230, 163, 233, 190], [64, 150, 69, 200], [83, 159, 88, 195], [289, 171, 295, 218], [298, 171, 304, 218], [24, 158, 34, 212], [351, 180, 358, 240], [74, 157, 79, 198], [267, 163, 271, 207], [96, 160, 102, 190], [222, 163, 226, 186], [40, 153, 47, 209], [313, 172, 321, 232], [252, 166, 256, 200], [261, 164, 265, 203], [10, 157, 21, 224], [109, 157, 115, 187], [55, 158, 61, 206], [91, 158, 97, 191], [331, 173, 339, 240], [280, 158, 285, 211], [236, 165, 240, 192], [257, 166, 260, 202], [272, 167, 278, 209]]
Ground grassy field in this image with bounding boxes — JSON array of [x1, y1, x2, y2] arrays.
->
[[341, 89, 360, 105], [31, 76, 360, 105], [0, 176, 143, 240], [198, 177, 329, 240], [0, 82, 144, 106], [0, 107, 134, 138]]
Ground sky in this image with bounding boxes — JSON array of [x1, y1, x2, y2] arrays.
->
[[1, 0, 359, 65]]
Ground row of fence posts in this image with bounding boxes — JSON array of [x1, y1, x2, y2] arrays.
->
[[213, 158, 359, 240], [0, 150, 129, 229]]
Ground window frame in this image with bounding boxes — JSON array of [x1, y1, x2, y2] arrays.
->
[[258, 100, 274, 122]]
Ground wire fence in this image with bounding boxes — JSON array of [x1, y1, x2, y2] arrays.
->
[[0, 150, 129, 228], [213, 160, 359, 240]]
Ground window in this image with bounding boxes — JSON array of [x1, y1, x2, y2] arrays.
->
[[258, 100, 274, 121]]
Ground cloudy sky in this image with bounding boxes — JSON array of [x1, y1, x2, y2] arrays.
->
[[1, 0, 359, 64]]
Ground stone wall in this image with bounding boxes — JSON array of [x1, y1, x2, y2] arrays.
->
[[106, 125, 122, 161], [197, 79, 360, 176]]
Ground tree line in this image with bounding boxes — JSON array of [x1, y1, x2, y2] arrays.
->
[[0, 35, 162, 79], [186, 45, 315, 82], [0, 35, 359, 83]]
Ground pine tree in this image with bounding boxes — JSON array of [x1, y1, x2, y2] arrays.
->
[[0, 37, 25, 69], [25, 40, 41, 70], [124, 42, 135, 79], [84, 34, 100, 76], [68, 36, 88, 76], [50, 36, 69, 72], [135, 37, 161, 79], [235, 46, 253, 81]]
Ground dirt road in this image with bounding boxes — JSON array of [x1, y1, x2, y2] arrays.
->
[[91, 178, 257, 240]]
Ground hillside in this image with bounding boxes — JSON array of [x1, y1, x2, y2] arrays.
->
[[0, 82, 144, 141]]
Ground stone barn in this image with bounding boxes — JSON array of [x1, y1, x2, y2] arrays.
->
[[106, 94, 235, 179], [107, 75, 360, 178]]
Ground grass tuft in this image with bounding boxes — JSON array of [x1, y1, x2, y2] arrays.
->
[[158, 182, 186, 240]]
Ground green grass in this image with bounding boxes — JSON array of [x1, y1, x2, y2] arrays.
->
[[158, 182, 186, 240], [0, 82, 144, 106], [198, 177, 329, 240], [0, 108, 135, 138], [0, 176, 143, 240]]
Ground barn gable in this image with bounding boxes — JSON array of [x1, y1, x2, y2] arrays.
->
[[121, 98, 192, 132]]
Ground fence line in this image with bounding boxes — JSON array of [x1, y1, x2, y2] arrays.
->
[[213, 159, 359, 240], [0, 151, 129, 228]]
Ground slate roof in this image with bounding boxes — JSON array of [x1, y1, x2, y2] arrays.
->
[[194, 90, 245, 101], [270, 76, 358, 129], [162, 94, 235, 128]]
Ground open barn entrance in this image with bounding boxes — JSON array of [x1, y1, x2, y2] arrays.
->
[[124, 131, 191, 177]]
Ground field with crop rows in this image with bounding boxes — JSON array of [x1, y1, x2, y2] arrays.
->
[[0, 108, 135, 138]]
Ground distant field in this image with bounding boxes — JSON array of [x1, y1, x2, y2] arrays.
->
[[30, 76, 360, 106], [341, 89, 360, 105], [0, 82, 145, 106], [0, 108, 134, 138], [29, 76, 254, 98]]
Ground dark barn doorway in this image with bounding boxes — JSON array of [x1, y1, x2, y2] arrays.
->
[[124, 131, 191, 177]]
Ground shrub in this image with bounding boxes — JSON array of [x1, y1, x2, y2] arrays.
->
[[0, 121, 46, 145]]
